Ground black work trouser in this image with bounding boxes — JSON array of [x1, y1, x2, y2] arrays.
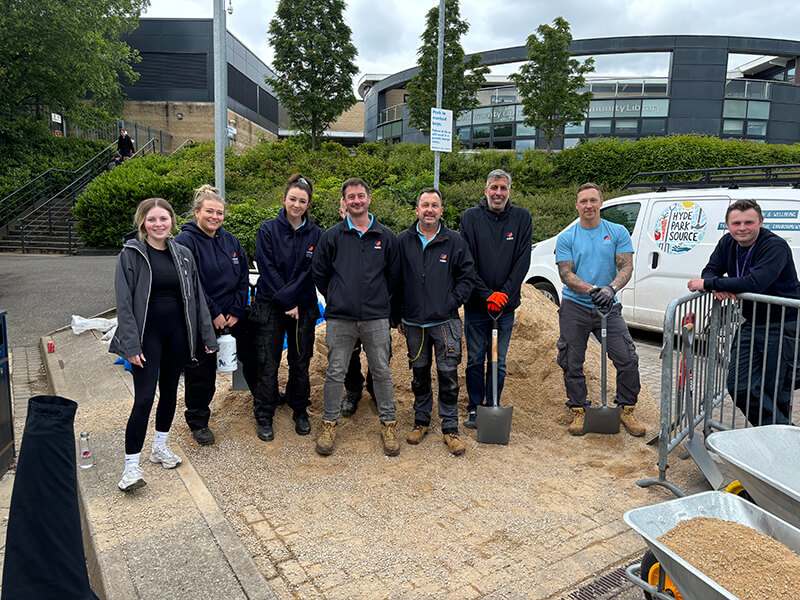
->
[[184, 316, 258, 430], [1, 396, 98, 600]]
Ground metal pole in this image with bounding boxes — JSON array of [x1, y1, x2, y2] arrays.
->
[[433, 0, 445, 189], [213, 0, 227, 197]]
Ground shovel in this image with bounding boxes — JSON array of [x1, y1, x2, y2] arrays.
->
[[477, 309, 514, 445], [583, 307, 621, 434]]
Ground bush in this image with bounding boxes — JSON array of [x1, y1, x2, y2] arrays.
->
[[223, 199, 280, 260]]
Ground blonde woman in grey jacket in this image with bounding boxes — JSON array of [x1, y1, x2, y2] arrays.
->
[[110, 198, 218, 491]]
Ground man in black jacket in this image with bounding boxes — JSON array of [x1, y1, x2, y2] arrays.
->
[[312, 178, 401, 456], [395, 188, 475, 455], [117, 129, 135, 159], [460, 169, 532, 429], [688, 199, 800, 425]]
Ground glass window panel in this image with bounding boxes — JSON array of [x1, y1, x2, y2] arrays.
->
[[746, 80, 768, 100], [617, 81, 643, 97], [515, 105, 526, 121], [490, 93, 518, 105], [723, 100, 747, 118], [376, 125, 384, 140], [473, 125, 490, 139], [515, 139, 536, 150], [564, 121, 585, 135], [722, 119, 744, 135], [614, 118, 638, 134], [747, 121, 767, 136], [457, 126, 471, 141], [641, 99, 669, 117], [747, 101, 770, 120], [788, 67, 796, 82], [456, 111, 472, 126], [725, 80, 746, 98], [643, 81, 668, 96], [601, 203, 641, 235], [516, 122, 536, 136], [492, 105, 515, 122], [472, 107, 492, 124], [588, 119, 612, 134], [493, 123, 513, 137], [615, 101, 641, 117], [473, 141, 489, 149], [641, 118, 666, 135], [492, 140, 512, 149], [563, 137, 581, 149], [590, 82, 616, 97], [588, 100, 615, 118], [390, 121, 402, 137]]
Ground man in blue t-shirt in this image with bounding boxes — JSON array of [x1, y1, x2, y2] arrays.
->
[[555, 183, 644, 437]]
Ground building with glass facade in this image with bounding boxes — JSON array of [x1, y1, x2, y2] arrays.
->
[[359, 35, 800, 150]]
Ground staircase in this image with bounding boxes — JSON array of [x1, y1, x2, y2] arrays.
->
[[0, 196, 85, 254]]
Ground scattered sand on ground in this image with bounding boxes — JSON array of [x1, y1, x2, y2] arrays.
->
[[176, 287, 692, 599]]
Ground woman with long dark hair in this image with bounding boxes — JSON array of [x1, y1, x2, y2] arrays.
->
[[110, 198, 218, 491], [250, 174, 322, 441]]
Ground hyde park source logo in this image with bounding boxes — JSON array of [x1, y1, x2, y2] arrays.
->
[[652, 201, 707, 255]]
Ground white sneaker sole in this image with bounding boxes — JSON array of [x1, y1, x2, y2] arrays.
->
[[149, 455, 182, 469], [118, 478, 147, 492]]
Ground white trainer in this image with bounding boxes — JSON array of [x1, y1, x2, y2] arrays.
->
[[149, 444, 182, 469], [118, 464, 147, 491]]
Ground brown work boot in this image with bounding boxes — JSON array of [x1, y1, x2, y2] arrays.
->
[[381, 420, 400, 456], [568, 407, 586, 436], [443, 433, 466, 456], [621, 405, 646, 437], [406, 424, 429, 445], [315, 420, 337, 455]]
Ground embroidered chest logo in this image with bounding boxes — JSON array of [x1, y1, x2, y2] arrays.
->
[[306, 245, 314, 258], [231, 251, 240, 265], [602, 235, 612, 245], [506, 232, 515, 241], [374, 240, 382, 250], [439, 253, 447, 263]]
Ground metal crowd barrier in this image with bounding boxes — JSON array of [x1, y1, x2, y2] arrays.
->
[[637, 291, 800, 497]]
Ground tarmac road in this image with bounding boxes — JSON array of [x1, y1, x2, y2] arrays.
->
[[0, 254, 117, 348]]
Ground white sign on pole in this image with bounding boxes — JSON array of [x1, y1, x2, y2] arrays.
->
[[51, 113, 62, 124], [429, 108, 453, 153]]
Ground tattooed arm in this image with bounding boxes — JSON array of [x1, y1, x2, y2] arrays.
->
[[610, 252, 633, 291], [557, 260, 594, 295]]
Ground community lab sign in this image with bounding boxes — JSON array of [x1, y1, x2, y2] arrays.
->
[[652, 202, 708, 254]]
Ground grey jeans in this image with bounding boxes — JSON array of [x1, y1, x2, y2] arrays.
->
[[323, 318, 395, 422]]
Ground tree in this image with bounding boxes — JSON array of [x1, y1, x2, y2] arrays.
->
[[267, 0, 358, 151], [405, 0, 488, 135], [510, 17, 594, 155], [0, 0, 147, 129]]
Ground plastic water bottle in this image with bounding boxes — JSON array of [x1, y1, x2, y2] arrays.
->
[[79, 431, 93, 469], [217, 327, 238, 372]]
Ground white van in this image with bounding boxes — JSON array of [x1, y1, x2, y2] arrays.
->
[[525, 176, 800, 331]]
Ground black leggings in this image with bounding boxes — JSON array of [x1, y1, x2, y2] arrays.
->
[[125, 300, 188, 454]]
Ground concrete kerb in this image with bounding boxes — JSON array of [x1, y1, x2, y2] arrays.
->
[[40, 314, 277, 600]]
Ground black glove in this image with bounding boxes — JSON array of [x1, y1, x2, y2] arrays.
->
[[589, 285, 615, 308]]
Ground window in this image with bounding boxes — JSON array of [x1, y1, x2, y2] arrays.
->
[[473, 125, 490, 139], [472, 108, 492, 125], [389, 121, 402, 138], [563, 137, 581, 149], [515, 139, 536, 150], [643, 80, 668, 96], [472, 141, 489, 149], [617, 81, 643, 97], [641, 99, 669, 117], [588, 119, 612, 135], [516, 122, 536, 136], [614, 119, 638, 134], [747, 101, 770, 120], [457, 127, 471, 141], [747, 121, 767, 136], [615, 101, 641, 117], [722, 120, 744, 135], [456, 111, 472, 127], [746, 81, 768, 100], [493, 123, 513, 137], [723, 100, 747, 118], [564, 121, 585, 135], [492, 105, 515, 122], [590, 82, 616, 97], [588, 100, 614, 118], [725, 80, 746, 98], [492, 140, 512, 149], [601, 203, 641, 235], [641, 118, 666, 135]]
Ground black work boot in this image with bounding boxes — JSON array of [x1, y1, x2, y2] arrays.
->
[[293, 411, 311, 436], [341, 390, 361, 417], [256, 420, 274, 442]]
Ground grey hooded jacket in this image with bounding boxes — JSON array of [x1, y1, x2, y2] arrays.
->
[[109, 238, 219, 360]]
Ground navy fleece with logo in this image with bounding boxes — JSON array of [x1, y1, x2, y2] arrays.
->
[[460, 198, 532, 313], [312, 218, 400, 320], [256, 209, 322, 310], [174, 221, 249, 319]]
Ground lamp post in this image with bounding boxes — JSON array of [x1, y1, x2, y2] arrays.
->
[[213, 0, 230, 196], [433, 0, 445, 189]]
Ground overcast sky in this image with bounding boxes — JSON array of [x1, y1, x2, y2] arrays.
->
[[142, 0, 800, 91]]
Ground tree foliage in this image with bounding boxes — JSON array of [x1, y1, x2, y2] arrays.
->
[[406, 0, 488, 135], [510, 17, 594, 155], [0, 0, 148, 128], [267, 0, 358, 150]]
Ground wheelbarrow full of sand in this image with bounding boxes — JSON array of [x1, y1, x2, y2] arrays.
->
[[623, 491, 800, 600]]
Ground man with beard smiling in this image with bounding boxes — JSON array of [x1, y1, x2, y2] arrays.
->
[[395, 188, 475, 455], [460, 169, 532, 430]]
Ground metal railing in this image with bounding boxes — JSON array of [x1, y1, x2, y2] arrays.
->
[[637, 291, 800, 497]]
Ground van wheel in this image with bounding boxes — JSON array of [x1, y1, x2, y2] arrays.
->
[[532, 281, 559, 306]]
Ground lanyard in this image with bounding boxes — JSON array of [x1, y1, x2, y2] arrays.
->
[[736, 244, 755, 277]]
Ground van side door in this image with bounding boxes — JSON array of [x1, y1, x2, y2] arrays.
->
[[598, 201, 644, 324]]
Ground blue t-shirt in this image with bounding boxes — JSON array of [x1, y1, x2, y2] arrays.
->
[[555, 219, 634, 308]]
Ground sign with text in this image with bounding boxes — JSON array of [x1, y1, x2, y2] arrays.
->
[[51, 113, 62, 124], [429, 108, 453, 153]]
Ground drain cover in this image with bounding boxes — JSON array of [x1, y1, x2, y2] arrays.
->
[[559, 563, 637, 599]]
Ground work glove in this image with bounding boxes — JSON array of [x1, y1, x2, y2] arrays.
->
[[589, 285, 615, 308], [487, 291, 508, 312]]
